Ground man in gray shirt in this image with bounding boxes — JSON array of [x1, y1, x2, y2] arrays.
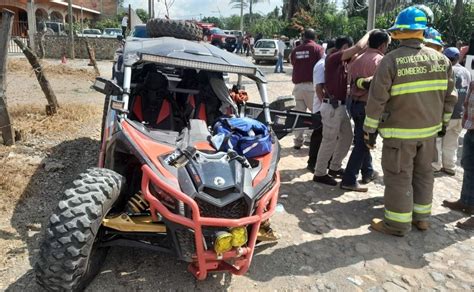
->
[[433, 47, 472, 175]]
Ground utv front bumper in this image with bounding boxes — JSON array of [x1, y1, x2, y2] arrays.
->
[[141, 164, 280, 280]]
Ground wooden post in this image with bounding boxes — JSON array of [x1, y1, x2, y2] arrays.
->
[[0, 9, 15, 146], [27, 0, 36, 51], [85, 38, 100, 76], [13, 38, 59, 115], [67, 0, 75, 59]]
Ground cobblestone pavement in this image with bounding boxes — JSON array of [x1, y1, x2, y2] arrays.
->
[[1, 59, 473, 291]]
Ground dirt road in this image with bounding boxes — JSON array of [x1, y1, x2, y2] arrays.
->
[[0, 57, 473, 291]]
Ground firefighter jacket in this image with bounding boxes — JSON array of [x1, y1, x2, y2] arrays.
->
[[364, 39, 457, 140]]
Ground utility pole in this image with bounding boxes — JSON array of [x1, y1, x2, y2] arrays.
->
[[149, 0, 152, 18], [238, 0, 244, 87], [239, 0, 244, 35], [149, 0, 156, 19], [367, 0, 376, 30], [152, 0, 155, 18], [67, 0, 75, 59]]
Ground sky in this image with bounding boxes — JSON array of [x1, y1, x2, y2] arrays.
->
[[124, 0, 284, 20]]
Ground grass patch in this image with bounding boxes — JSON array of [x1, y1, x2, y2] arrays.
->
[[8, 103, 102, 138], [7, 59, 97, 80]]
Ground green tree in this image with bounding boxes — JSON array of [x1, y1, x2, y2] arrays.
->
[[268, 6, 280, 19], [250, 17, 288, 38], [229, 0, 269, 24], [223, 15, 242, 30], [136, 8, 150, 23], [283, 0, 313, 21], [94, 18, 120, 31], [201, 16, 224, 28]]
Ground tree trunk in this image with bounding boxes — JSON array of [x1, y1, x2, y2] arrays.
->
[[249, 0, 253, 24], [0, 9, 15, 146], [13, 38, 59, 115], [286, 0, 295, 21], [454, 0, 463, 17]]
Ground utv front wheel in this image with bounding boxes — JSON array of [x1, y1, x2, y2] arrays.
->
[[35, 168, 124, 291]]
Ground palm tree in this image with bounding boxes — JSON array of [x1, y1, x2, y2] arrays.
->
[[229, 0, 269, 23], [283, 0, 313, 21]]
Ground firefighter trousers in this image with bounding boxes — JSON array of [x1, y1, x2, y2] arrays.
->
[[381, 138, 436, 234]]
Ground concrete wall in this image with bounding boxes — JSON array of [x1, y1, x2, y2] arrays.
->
[[36, 35, 119, 60]]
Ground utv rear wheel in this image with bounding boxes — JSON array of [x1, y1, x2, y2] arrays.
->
[[35, 168, 124, 291], [146, 19, 203, 41]]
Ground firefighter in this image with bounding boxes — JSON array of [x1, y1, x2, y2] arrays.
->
[[424, 27, 444, 52], [364, 6, 457, 236]]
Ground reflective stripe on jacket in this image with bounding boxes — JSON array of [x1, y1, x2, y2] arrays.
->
[[363, 39, 457, 140]]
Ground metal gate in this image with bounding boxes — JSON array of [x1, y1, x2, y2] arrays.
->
[[7, 20, 28, 54], [8, 37, 27, 54]]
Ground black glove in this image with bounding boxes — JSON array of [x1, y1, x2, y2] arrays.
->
[[364, 131, 378, 150], [356, 77, 372, 90], [438, 125, 447, 137]]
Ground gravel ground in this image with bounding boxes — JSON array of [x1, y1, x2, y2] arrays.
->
[[0, 57, 473, 292]]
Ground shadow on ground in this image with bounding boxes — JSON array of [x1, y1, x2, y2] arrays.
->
[[247, 160, 471, 282], [5, 136, 471, 290]]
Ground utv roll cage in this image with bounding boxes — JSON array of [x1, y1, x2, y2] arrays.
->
[[112, 37, 273, 125]]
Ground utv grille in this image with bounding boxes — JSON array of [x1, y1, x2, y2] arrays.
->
[[202, 187, 238, 199], [195, 198, 248, 219]]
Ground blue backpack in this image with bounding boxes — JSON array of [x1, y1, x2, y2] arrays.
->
[[212, 117, 272, 158]]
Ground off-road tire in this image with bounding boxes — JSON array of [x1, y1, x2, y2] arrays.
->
[[146, 19, 203, 41], [44, 28, 55, 35], [35, 168, 124, 291]]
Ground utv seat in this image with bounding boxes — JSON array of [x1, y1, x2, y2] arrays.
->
[[131, 95, 175, 130], [130, 71, 185, 131], [187, 94, 208, 123]]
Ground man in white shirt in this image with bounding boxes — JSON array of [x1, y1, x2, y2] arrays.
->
[[247, 36, 255, 56], [274, 36, 287, 73], [307, 40, 336, 172], [121, 13, 129, 37]]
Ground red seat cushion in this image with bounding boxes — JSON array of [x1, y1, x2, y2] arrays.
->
[[156, 100, 171, 125], [133, 95, 143, 121]]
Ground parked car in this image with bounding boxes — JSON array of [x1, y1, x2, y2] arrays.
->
[[78, 28, 102, 38], [129, 24, 148, 38], [37, 21, 66, 35], [102, 28, 122, 38], [230, 30, 242, 37], [196, 23, 237, 52], [252, 39, 292, 64]]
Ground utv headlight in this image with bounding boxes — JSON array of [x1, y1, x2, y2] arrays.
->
[[230, 227, 248, 247], [214, 231, 233, 254]]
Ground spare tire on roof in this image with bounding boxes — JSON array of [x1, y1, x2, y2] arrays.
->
[[146, 19, 203, 41]]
